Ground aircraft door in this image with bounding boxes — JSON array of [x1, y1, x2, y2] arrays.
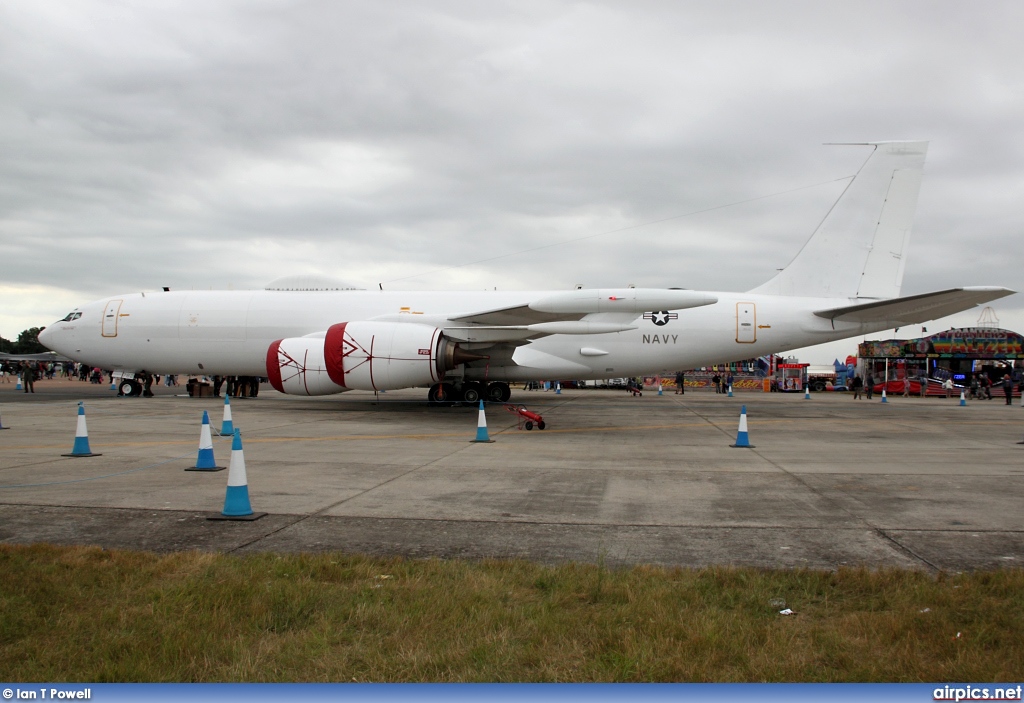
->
[[736, 302, 756, 343], [102, 300, 123, 337]]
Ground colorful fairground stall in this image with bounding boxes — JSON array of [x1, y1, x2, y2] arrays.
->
[[857, 327, 1024, 397], [775, 361, 809, 392]]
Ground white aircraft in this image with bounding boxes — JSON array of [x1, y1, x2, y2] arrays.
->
[[39, 141, 1013, 402]]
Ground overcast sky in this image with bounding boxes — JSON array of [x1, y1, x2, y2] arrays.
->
[[2, 0, 1021, 363]]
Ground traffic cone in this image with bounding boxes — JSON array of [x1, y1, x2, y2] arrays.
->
[[218, 394, 234, 436], [471, 400, 494, 443], [804, 386, 811, 400], [730, 405, 755, 448], [62, 402, 101, 457], [657, 383, 663, 396], [959, 391, 966, 406], [881, 389, 888, 404], [15, 378, 22, 391], [187, 411, 225, 471], [727, 384, 733, 397], [211, 430, 264, 520], [110, 379, 117, 390], [555, 382, 561, 395]]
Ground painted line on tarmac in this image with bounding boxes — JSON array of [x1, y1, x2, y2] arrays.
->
[[0, 451, 194, 489]]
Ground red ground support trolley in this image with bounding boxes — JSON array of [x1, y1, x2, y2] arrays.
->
[[505, 403, 546, 430]]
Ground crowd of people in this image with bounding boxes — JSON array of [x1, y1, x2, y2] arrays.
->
[[0, 360, 264, 398]]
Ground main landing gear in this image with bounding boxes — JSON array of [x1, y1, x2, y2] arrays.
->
[[427, 382, 511, 406]]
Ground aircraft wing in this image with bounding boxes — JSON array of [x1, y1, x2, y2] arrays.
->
[[813, 287, 1015, 325], [373, 288, 718, 343]]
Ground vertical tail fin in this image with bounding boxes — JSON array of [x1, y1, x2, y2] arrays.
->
[[750, 141, 928, 300]]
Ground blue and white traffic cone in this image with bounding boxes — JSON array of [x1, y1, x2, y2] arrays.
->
[[555, 382, 561, 395], [959, 391, 966, 406], [730, 405, 755, 448], [804, 386, 811, 400], [62, 402, 101, 457], [218, 394, 234, 436], [188, 410, 225, 471], [727, 384, 733, 397], [881, 389, 888, 403], [471, 400, 494, 443], [15, 378, 22, 391], [657, 382, 663, 396], [220, 429, 255, 517]]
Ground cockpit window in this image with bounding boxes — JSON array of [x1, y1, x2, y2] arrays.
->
[[60, 312, 83, 322]]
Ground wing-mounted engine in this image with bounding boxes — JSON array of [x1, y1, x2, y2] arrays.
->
[[266, 321, 486, 395]]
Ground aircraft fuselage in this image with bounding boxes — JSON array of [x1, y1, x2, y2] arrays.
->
[[42, 289, 872, 381]]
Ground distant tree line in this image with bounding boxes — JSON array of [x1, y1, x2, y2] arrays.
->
[[0, 327, 47, 354]]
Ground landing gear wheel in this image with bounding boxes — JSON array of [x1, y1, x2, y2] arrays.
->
[[537, 421, 546, 430], [428, 382, 459, 406], [118, 380, 141, 397], [461, 382, 483, 405], [427, 383, 445, 405], [486, 382, 511, 403], [524, 420, 534, 431]]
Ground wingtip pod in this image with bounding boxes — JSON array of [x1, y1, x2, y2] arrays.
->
[[530, 289, 717, 314]]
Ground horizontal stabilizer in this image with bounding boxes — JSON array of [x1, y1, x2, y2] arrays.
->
[[813, 287, 1015, 325]]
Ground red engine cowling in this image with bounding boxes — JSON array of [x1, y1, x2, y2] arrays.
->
[[266, 322, 478, 395]]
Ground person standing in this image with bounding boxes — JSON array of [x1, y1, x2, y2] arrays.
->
[[712, 373, 721, 394], [851, 375, 863, 399], [1002, 374, 1014, 405], [141, 371, 154, 397], [20, 362, 35, 393], [675, 370, 685, 395], [865, 373, 874, 400], [943, 377, 953, 398], [902, 376, 911, 398], [725, 371, 734, 393]]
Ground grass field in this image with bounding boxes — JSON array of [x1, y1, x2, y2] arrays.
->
[[1, 544, 1022, 682]]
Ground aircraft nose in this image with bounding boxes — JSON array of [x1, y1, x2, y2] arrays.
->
[[37, 326, 55, 350]]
